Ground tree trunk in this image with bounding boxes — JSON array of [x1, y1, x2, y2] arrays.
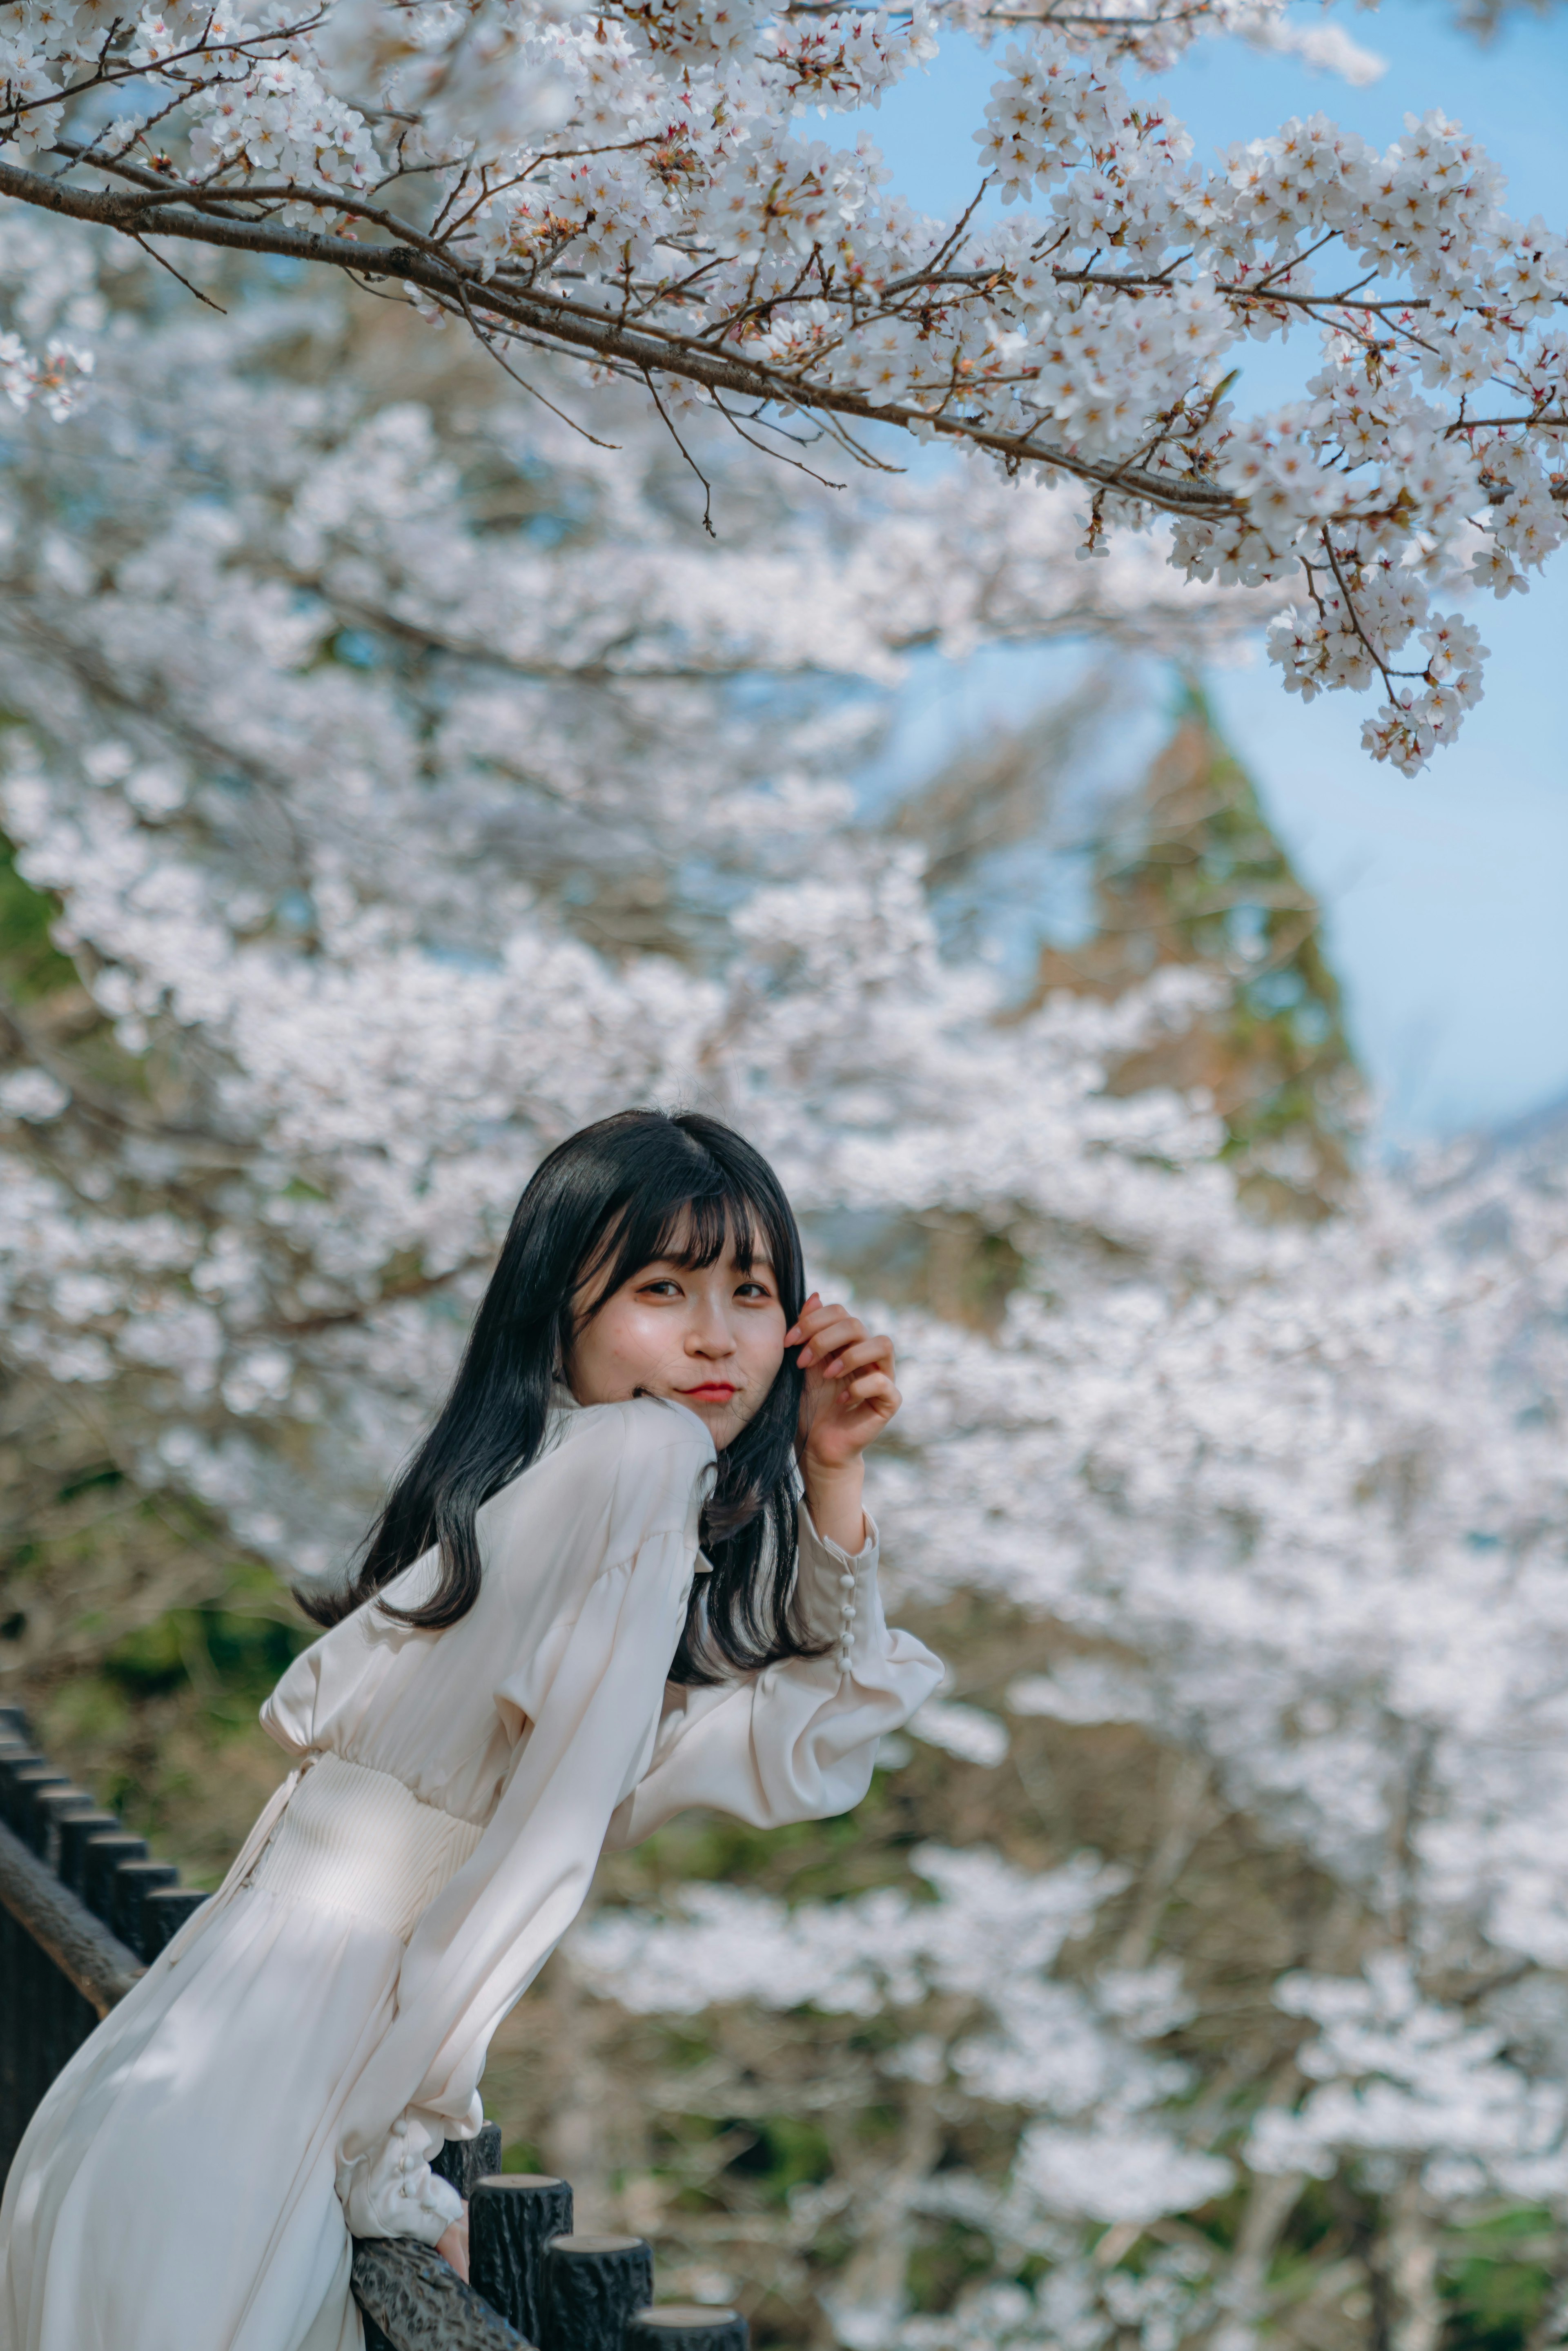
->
[[1383, 2167, 1442, 2351]]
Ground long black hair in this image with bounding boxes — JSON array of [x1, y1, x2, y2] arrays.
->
[[299, 1109, 822, 1685]]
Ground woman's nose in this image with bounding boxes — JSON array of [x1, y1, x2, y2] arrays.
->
[[688, 1305, 736, 1353]]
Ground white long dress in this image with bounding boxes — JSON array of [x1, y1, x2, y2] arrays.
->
[[0, 1394, 942, 2351]]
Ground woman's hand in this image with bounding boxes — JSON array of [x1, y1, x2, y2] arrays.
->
[[788, 1294, 901, 1467], [436, 2207, 470, 2282], [785, 1293, 901, 1552]]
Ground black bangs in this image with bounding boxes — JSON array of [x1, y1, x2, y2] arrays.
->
[[578, 1163, 766, 1323], [301, 1108, 826, 1691]]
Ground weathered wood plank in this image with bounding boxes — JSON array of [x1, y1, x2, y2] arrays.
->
[[352, 2236, 534, 2351]]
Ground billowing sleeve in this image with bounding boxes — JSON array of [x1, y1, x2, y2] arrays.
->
[[260, 1617, 327, 1756], [602, 1499, 942, 1852], [334, 1398, 715, 2240]]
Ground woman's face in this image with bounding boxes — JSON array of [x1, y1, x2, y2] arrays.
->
[[565, 1222, 788, 1451]]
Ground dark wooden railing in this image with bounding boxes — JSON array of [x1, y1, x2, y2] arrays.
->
[[0, 1708, 747, 2351]]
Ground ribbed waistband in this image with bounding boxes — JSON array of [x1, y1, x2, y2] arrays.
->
[[246, 1754, 485, 1942]]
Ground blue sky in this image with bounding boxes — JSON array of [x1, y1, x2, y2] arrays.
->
[[841, 2, 1568, 1137]]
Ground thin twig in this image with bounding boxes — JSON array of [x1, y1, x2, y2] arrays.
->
[[450, 271, 622, 449], [644, 369, 717, 535], [713, 394, 846, 490], [130, 229, 228, 312]]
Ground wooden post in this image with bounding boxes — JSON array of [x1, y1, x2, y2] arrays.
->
[[57, 1811, 122, 1897], [10, 1778, 82, 1857], [111, 1861, 179, 1954], [625, 2310, 748, 2351], [82, 1832, 149, 1923], [0, 1762, 67, 1837], [141, 1887, 210, 1957], [540, 2233, 654, 2351], [470, 2175, 574, 2343], [432, 2121, 505, 2204], [32, 1789, 100, 1870]]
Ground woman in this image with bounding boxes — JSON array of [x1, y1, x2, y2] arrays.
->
[[0, 1109, 942, 2351]]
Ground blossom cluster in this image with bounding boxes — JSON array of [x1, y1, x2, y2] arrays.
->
[[3, 0, 1566, 759], [0, 329, 93, 416], [576, 1847, 1236, 2256]]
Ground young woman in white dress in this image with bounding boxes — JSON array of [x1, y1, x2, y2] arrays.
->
[[0, 1108, 942, 2351]]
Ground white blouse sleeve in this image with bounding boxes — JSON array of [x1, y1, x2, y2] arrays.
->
[[602, 1500, 943, 1852], [333, 1397, 716, 2238]]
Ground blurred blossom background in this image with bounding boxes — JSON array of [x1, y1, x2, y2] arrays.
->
[[3, 4, 1568, 2349]]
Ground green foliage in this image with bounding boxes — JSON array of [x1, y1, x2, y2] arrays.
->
[[1441, 2209, 1556, 2351], [22, 1545, 318, 1878], [53, 1462, 127, 1505], [1027, 687, 1363, 1218], [102, 1567, 314, 1727], [102, 1611, 194, 1697], [719, 2115, 834, 2205], [0, 804, 154, 1105], [0, 816, 78, 1006]]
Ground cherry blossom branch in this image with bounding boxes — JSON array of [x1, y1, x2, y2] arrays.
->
[[2, 0, 1563, 770], [2, 9, 326, 123], [0, 152, 1243, 521]]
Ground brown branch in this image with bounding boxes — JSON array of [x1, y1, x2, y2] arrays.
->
[[773, 0, 1215, 18], [0, 152, 1241, 522], [1057, 262, 1432, 317]]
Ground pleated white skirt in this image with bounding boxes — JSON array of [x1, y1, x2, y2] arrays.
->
[[0, 1757, 483, 2351]]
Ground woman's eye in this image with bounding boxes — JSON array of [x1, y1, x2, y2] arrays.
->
[[640, 1279, 683, 1298], [736, 1281, 771, 1299]]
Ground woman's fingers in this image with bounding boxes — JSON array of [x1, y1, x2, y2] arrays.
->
[[798, 1306, 874, 1368], [801, 1368, 902, 1462], [436, 2212, 471, 2283], [781, 1292, 821, 1348], [792, 1299, 898, 1433], [806, 1329, 862, 1372], [818, 1335, 891, 1380], [795, 1302, 853, 1359]]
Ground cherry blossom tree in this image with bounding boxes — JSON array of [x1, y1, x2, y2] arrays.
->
[[2, 0, 1566, 764], [0, 217, 1247, 1640]]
